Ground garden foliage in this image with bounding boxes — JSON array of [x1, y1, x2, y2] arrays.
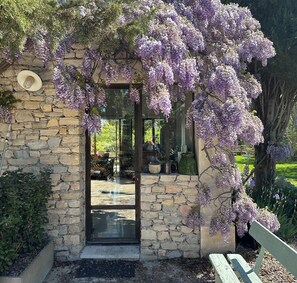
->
[[0, 170, 52, 273], [249, 176, 297, 241]]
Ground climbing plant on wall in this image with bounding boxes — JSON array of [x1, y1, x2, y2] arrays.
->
[[0, 90, 19, 123], [0, 0, 280, 240], [0, 90, 20, 175]]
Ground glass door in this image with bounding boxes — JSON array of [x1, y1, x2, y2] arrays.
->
[[86, 87, 141, 244]]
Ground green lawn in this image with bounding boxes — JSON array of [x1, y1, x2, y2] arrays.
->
[[235, 155, 297, 187]]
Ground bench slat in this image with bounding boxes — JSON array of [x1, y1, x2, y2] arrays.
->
[[209, 254, 241, 283], [227, 253, 262, 283], [249, 221, 297, 278]]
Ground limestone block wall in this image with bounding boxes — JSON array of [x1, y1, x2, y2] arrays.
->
[[195, 139, 236, 256], [140, 174, 200, 260], [0, 48, 86, 260]]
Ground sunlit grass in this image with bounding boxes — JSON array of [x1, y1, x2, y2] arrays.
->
[[235, 155, 297, 187], [276, 162, 297, 187]]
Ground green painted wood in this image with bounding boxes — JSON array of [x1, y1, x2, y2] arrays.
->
[[209, 254, 241, 283], [249, 221, 297, 278], [227, 254, 262, 283], [253, 246, 265, 275], [209, 221, 297, 283]]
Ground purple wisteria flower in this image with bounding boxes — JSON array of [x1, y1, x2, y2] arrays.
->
[[81, 50, 94, 79], [178, 59, 200, 91], [136, 36, 163, 59], [55, 35, 75, 59], [257, 209, 280, 232], [240, 75, 262, 99], [147, 85, 172, 118], [1, 48, 23, 64], [232, 195, 259, 237], [186, 209, 205, 229], [239, 33, 275, 66], [196, 183, 211, 206], [248, 178, 255, 188], [129, 88, 140, 104], [0, 106, 12, 124], [82, 113, 101, 133], [121, 65, 133, 83], [210, 204, 237, 242], [34, 30, 51, 65], [216, 167, 242, 191], [104, 60, 118, 86], [211, 153, 228, 167], [267, 142, 293, 162], [208, 65, 241, 101]]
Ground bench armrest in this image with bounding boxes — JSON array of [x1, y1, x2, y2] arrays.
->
[[209, 254, 241, 283], [227, 254, 262, 283]]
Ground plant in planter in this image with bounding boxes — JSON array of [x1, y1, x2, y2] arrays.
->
[[178, 152, 198, 175], [148, 158, 161, 174], [0, 169, 52, 279]]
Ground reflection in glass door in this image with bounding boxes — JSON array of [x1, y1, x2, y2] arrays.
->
[[86, 88, 140, 244]]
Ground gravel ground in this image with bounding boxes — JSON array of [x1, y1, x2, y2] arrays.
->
[[44, 258, 213, 283], [44, 244, 297, 283]]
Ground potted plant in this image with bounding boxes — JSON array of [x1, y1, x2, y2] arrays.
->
[[178, 152, 198, 175], [148, 158, 161, 174], [0, 170, 53, 283]]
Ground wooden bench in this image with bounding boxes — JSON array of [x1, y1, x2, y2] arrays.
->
[[209, 221, 297, 283]]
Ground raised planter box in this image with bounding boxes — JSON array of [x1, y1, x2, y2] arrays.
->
[[0, 241, 54, 283]]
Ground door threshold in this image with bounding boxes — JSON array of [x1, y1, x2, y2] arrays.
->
[[80, 245, 140, 260]]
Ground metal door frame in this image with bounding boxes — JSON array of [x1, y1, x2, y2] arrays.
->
[[85, 85, 141, 244]]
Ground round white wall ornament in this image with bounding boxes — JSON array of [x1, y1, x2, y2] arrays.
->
[[17, 70, 43, 91]]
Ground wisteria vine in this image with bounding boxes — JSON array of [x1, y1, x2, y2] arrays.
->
[[9, 0, 281, 240]]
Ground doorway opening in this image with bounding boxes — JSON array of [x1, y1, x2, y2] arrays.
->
[[85, 87, 141, 244]]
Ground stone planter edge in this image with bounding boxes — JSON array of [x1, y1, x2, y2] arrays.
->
[[0, 241, 54, 283]]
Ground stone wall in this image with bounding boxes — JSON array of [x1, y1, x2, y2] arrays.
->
[[0, 49, 86, 260], [195, 139, 236, 256], [0, 47, 235, 261], [140, 174, 200, 260]]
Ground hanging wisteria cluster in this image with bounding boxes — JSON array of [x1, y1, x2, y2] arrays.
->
[[0, 105, 12, 124], [27, 0, 281, 239], [266, 142, 293, 162]]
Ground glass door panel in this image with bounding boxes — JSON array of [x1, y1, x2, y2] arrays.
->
[[90, 209, 136, 239], [91, 179, 135, 206], [86, 88, 140, 244]]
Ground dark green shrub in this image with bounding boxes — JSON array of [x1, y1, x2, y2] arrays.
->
[[247, 176, 297, 242], [275, 212, 297, 241], [0, 170, 52, 273]]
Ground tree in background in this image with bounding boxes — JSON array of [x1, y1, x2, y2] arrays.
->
[[223, 0, 297, 195], [286, 104, 297, 157], [1, 0, 59, 59], [0, 0, 280, 239]]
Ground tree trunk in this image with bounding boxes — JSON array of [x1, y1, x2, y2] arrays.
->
[[252, 72, 297, 195], [253, 143, 276, 198]]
